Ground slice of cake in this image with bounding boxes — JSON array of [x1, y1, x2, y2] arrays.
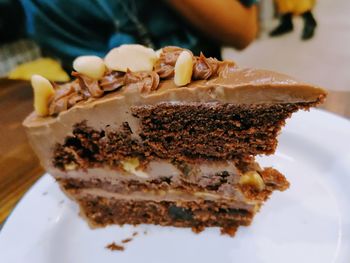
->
[[23, 45, 326, 235]]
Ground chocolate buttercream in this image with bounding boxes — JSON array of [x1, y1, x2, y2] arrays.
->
[[193, 53, 220, 80], [154, 46, 185, 78], [73, 71, 104, 98], [45, 46, 240, 116], [124, 70, 160, 93], [40, 46, 326, 118], [99, 71, 125, 92]]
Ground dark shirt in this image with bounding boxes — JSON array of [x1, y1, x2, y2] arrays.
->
[[20, 0, 257, 67]]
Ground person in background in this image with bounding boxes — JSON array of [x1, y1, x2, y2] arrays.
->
[[270, 0, 317, 40], [19, 0, 259, 69], [0, 0, 25, 44]]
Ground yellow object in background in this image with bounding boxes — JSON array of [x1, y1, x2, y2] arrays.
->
[[8, 58, 70, 82], [275, 0, 316, 15]]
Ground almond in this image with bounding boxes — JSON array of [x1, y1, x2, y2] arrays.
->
[[121, 157, 148, 178], [73, 55, 106, 79], [31, 74, 55, 116], [104, 44, 157, 72], [239, 171, 265, 191], [174, 50, 193, 86]]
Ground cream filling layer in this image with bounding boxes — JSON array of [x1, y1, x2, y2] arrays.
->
[[51, 159, 240, 182], [67, 188, 259, 212]]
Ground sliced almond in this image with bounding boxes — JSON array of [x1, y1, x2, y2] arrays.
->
[[121, 157, 148, 178], [64, 162, 77, 171], [174, 50, 193, 86], [73, 55, 106, 79], [104, 44, 157, 72], [31, 74, 55, 116], [239, 171, 265, 191]]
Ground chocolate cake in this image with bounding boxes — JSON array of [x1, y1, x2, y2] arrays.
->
[[23, 45, 326, 235]]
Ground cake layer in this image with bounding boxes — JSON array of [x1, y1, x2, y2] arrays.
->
[[52, 160, 242, 181], [51, 117, 254, 171], [56, 165, 288, 200], [48, 101, 316, 171], [65, 188, 257, 210], [132, 101, 317, 159], [55, 162, 288, 235], [72, 194, 255, 235]]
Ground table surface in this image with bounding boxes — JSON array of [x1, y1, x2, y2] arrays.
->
[[1, 79, 350, 226]]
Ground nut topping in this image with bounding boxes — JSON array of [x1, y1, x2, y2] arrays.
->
[[174, 50, 193, 86], [121, 157, 148, 178], [73, 55, 106, 80], [104, 44, 157, 72], [239, 171, 265, 191], [31, 74, 55, 116]]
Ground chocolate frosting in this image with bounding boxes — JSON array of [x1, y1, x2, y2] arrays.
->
[[42, 46, 326, 119], [46, 46, 239, 116], [124, 70, 160, 93], [99, 71, 125, 92], [193, 53, 219, 80], [154, 46, 184, 78]]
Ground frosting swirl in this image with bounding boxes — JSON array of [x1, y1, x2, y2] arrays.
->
[[154, 46, 187, 78], [193, 53, 219, 80], [99, 71, 125, 92], [124, 70, 160, 93]]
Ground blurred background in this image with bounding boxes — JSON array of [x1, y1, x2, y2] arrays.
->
[[1, 0, 349, 92], [225, 0, 350, 92]]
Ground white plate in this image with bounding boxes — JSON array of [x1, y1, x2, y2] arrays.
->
[[1, 109, 350, 263]]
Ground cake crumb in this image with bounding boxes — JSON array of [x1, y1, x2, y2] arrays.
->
[[106, 231, 139, 251], [143, 230, 148, 235], [42, 191, 48, 196], [191, 225, 205, 234], [121, 238, 132, 244], [220, 226, 238, 237], [106, 242, 124, 251]]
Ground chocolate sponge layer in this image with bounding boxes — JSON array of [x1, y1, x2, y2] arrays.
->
[[132, 101, 319, 159], [74, 195, 252, 236], [53, 101, 320, 170], [58, 165, 289, 235]]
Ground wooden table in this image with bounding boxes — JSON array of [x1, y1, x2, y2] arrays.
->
[[0, 79, 350, 226]]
